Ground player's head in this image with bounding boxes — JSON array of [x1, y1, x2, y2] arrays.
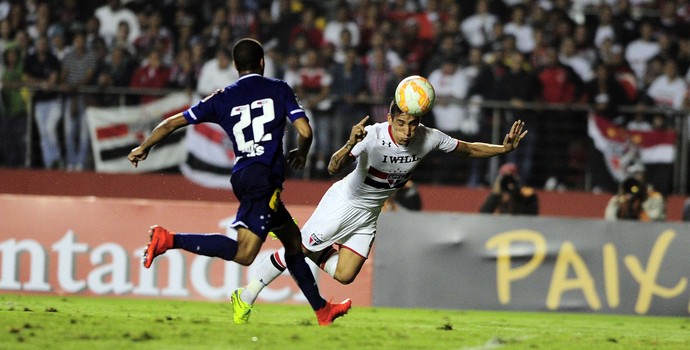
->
[[233, 38, 264, 75], [388, 100, 421, 146]]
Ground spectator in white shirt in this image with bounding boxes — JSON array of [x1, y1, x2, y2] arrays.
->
[[323, 2, 359, 50], [196, 47, 238, 96], [503, 5, 535, 54], [365, 31, 402, 69], [94, 0, 140, 45], [594, 4, 617, 48], [559, 36, 594, 83], [427, 57, 478, 184], [428, 57, 473, 135], [624, 21, 660, 85], [460, 0, 497, 49], [647, 59, 688, 110]]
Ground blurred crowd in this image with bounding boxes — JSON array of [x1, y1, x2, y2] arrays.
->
[[1, 0, 689, 194]]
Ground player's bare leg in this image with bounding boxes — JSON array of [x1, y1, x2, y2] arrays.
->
[[322, 247, 366, 285], [233, 227, 263, 266]]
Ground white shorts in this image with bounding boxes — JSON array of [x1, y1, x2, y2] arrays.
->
[[300, 187, 377, 258]]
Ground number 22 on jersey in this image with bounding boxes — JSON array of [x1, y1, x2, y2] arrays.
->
[[231, 98, 275, 157]]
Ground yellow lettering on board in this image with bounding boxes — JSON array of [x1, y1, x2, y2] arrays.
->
[[603, 244, 620, 308], [624, 229, 687, 314], [485, 230, 546, 304], [547, 242, 601, 310]]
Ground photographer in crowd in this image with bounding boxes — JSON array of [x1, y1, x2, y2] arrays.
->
[[604, 163, 665, 222], [480, 163, 538, 215]]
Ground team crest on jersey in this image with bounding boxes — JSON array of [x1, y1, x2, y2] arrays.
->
[[387, 173, 407, 187], [308, 233, 324, 246]]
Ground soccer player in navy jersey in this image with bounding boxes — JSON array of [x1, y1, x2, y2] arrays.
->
[[127, 38, 351, 326]]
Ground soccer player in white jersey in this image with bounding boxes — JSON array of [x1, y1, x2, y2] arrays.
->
[[230, 99, 528, 323]]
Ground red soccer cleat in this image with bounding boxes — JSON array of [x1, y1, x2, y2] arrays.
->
[[315, 298, 352, 326], [143, 225, 174, 269]]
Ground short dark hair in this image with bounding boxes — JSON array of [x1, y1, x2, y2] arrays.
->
[[389, 99, 423, 121], [232, 38, 263, 72], [389, 99, 403, 117]]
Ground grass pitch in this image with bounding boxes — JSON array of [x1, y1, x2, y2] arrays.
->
[[1, 294, 689, 350]]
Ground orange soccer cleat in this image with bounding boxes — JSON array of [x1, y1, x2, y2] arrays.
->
[[315, 298, 352, 326], [142, 225, 174, 268]]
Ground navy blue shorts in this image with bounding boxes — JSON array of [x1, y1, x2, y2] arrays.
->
[[230, 163, 292, 240]]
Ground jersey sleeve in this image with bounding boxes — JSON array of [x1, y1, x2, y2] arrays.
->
[[183, 90, 221, 125], [350, 125, 375, 157], [284, 83, 308, 123], [427, 127, 458, 153]]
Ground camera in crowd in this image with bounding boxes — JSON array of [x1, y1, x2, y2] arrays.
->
[[499, 174, 519, 194], [621, 176, 647, 201], [618, 176, 648, 220]]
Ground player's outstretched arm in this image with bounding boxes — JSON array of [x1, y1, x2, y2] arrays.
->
[[328, 115, 368, 175], [454, 120, 528, 158], [128, 113, 188, 167]]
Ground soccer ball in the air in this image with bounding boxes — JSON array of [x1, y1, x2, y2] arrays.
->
[[394, 75, 435, 117]]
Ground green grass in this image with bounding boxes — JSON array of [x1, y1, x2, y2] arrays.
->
[[1, 294, 689, 350]]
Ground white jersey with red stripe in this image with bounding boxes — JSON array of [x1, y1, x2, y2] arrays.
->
[[332, 122, 457, 211]]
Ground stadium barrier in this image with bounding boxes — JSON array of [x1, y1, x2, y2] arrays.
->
[[375, 212, 690, 316], [2, 170, 689, 316], [0, 193, 371, 306], [0, 169, 687, 220]]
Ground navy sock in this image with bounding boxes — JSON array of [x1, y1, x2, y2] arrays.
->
[[284, 253, 326, 311], [173, 233, 238, 261]]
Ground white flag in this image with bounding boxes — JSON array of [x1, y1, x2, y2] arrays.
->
[[587, 113, 676, 181], [86, 93, 192, 173], [180, 123, 235, 189]]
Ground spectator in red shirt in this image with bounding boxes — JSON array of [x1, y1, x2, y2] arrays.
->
[[536, 47, 587, 187], [536, 47, 583, 104], [130, 49, 171, 104], [288, 6, 323, 49], [293, 48, 332, 177], [133, 10, 173, 65]]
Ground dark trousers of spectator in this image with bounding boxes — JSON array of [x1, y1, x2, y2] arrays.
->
[[504, 110, 537, 186], [0, 113, 27, 167]]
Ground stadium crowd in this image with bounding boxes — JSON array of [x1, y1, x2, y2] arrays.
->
[[1, 0, 689, 195]]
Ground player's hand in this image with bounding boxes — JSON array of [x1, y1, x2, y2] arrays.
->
[[286, 148, 307, 170], [503, 120, 528, 153], [349, 115, 369, 146], [127, 146, 148, 168]]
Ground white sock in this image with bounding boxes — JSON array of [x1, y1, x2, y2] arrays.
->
[[240, 247, 286, 305], [322, 251, 339, 278], [305, 247, 339, 278], [241, 279, 266, 305]]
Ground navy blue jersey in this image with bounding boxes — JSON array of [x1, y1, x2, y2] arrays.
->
[[183, 73, 307, 180]]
